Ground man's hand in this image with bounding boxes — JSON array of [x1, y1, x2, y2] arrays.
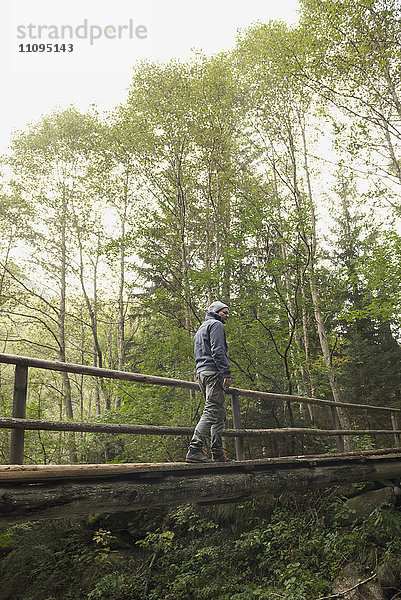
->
[[222, 377, 232, 390]]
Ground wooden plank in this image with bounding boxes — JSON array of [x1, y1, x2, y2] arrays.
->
[[0, 417, 194, 436], [0, 353, 198, 391], [1, 416, 401, 439], [1, 448, 401, 482], [0, 353, 398, 414], [0, 463, 153, 481], [2, 452, 401, 524]]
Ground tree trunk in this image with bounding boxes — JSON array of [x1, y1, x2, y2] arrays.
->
[[59, 190, 78, 462], [115, 171, 130, 410], [298, 118, 352, 436], [301, 279, 316, 421], [77, 233, 110, 412]]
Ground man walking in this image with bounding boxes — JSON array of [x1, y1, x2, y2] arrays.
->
[[186, 301, 232, 463]]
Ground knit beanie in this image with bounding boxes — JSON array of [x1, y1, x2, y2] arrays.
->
[[207, 301, 229, 314]]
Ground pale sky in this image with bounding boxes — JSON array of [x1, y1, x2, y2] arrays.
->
[[2, 0, 300, 152]]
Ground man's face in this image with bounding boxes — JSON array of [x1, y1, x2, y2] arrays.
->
[[218, 308, 229, 324]]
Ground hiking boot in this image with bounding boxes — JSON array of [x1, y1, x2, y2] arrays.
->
[[185, 448, 212, 463], [212, 449, 233, 462]]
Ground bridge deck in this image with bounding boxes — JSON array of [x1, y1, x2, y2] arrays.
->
[[1, 448, 401, 525], [1, 447, 401, 482]]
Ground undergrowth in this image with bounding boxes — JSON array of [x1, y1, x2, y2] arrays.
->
[[1, 490, 401, 599]]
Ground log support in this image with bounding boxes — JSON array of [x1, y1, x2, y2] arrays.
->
[[330, 405, 344, 453], [391, 411, 401, 448], [9, 365, 28, 465], [231, 391, 245, 461], [1, 452, 401, 525]]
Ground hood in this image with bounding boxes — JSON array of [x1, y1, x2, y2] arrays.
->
[[205, 311, 222, 322], [207, 301, 229, 314]]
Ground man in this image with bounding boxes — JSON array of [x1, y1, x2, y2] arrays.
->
[[185, 301, 232, 463]]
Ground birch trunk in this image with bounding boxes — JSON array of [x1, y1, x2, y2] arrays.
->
[[298, 119, 352, 436], [59, 190, 78, 462]]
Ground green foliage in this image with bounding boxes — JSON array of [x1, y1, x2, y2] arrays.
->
[[136, 530, 175, 553], [86, 573, 137, 600], [0, 519, 93, 600], [93, 528, 117, 558], [3, 492, 401, 599], [170, 504, 219, 536]]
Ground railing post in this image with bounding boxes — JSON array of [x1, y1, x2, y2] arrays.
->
[[9, 365, 28, 464], [330, 405, 344, 453], [231, 391, 245, 461], [391, 411, 401, 448]]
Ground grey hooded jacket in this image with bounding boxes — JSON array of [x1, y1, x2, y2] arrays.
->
[[194, 311, 231, 377]]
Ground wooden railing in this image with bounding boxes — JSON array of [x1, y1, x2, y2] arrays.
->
[[0, 353, 401, 464]]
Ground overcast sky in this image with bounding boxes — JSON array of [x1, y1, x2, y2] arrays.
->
[[2, 0, 300, 152]]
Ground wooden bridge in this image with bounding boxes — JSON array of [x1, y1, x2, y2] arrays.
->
[[1, 353, 401, 525]]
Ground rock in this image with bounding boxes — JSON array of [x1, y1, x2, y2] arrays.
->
[[332, 564, 385, 600], [377, 562, 398, 589], [335, 482, 379, 499], [342, 487, 396, 524]]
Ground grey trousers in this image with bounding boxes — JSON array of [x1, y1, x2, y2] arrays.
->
[[190, 371, 226, 453]]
